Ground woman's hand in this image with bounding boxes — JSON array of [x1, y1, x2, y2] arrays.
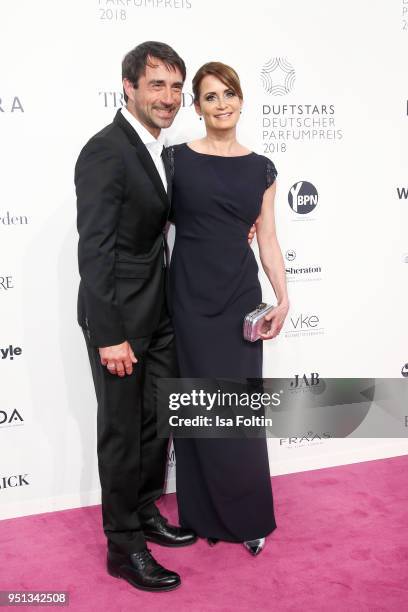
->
[[259, 302, 289, 340]]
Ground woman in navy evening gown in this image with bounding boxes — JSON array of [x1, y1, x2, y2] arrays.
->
[[168, 63, 289, 554]]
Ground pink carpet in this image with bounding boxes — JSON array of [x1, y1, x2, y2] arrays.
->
[[1, 455, 407, 611]]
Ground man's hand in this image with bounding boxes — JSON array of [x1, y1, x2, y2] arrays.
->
[[248, 218, 259, 245], [99, 341, 138, 377]]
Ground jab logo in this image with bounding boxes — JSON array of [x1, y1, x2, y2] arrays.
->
[[288, 181, 318, 214], [1, 345, 22, 361], [290, 373, 320, 388]]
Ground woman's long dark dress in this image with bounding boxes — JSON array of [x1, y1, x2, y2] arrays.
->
[[168, 143, 277, 542]]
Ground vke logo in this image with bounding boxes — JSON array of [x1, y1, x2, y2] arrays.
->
[[0, 409, 23, 426], [0, 345, 22, 360], [290, 314, 319, 329]]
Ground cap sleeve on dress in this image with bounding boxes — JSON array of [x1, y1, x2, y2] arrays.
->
[[266, 158, 277, 189]]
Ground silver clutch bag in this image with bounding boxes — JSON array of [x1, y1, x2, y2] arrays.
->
[[243, 303, 275, 342]]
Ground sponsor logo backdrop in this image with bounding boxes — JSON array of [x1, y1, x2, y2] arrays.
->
[[0, 0, 407, 519]]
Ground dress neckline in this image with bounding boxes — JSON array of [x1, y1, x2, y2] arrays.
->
[[183, 143, 255, 159]]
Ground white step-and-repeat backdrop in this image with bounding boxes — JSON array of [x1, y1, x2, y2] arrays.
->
[[1, 0, 407, 519]]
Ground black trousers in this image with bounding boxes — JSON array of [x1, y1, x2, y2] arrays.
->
[[84, 303, 178, 553]]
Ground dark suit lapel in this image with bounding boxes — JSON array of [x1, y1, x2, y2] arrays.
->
[[161, 149, 173, 203], [114, 110, 169, 208]]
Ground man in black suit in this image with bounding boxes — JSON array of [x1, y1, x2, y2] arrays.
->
[[75, 41, 196, 593]]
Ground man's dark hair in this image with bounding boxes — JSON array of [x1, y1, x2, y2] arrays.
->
[[122, 41, 186, 102]]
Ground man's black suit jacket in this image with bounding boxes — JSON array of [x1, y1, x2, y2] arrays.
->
[[75, 110, 172, 348]]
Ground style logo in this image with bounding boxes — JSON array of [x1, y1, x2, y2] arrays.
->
[[0, 212, 28, 226], [288, 181, 318, 214], [0, 409, 24, 428], [0, 345, 22, 360], [397, 187, 408, 200], [285, 249, 296, 261], [0, 474, 29, 490], [0, 276, 14, 291], [290, 373, 320, 388], [402, 363, 408, 377], [261, 58, 295, 96], [0, 96, 24, 113]]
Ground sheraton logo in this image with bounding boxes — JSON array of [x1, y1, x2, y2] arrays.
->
[[284, 249, 322, 282]]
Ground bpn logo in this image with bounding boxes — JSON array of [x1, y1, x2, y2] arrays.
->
[[288, 181, 318, 214]]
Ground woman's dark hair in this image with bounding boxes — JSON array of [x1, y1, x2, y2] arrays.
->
[[192, 62, 243, 103], [122, 41, 186, 102]]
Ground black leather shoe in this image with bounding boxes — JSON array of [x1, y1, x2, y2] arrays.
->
[[107, 547, 181, 592], [142, 515, 197, 547], [207, 537, 219, 546]]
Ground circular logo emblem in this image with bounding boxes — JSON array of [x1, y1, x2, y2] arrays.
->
[[288, 181, 318, 215], [285, 249, 296, 261], [401, 363, 408, 377], [261, 57, 296, 96]]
